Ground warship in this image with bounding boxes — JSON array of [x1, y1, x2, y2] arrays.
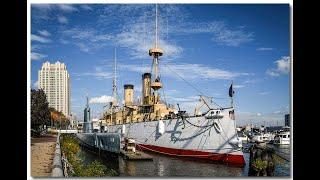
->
[[100, 5, 245, 166]]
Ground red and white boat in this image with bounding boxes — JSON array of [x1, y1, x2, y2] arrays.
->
[[106, 108, 245, 166]]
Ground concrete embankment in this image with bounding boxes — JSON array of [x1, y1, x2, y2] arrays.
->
[[51, 133, 64, 177]]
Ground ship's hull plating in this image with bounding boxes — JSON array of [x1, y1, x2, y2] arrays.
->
[[107, 108, 245, 166]]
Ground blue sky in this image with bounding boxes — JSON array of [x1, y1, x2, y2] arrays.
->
[[31, 4, 290, 126]]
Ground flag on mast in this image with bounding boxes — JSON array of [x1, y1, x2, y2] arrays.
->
[[229, 83, 234, 97]]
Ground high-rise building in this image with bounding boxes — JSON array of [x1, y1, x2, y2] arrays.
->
[[38, 61, 70, 116], [285, 114, 290, 127]]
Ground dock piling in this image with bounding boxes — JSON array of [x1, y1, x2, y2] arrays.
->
[[248, 142, 275, 176]]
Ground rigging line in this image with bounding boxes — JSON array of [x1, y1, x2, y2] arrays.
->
[[162, 62, 222, 109]]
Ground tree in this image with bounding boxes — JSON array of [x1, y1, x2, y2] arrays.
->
[[31, 89, 50, 133], [49, 107, 70, 129]]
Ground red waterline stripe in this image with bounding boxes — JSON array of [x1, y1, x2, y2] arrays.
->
[[136, 143, 245, 166]]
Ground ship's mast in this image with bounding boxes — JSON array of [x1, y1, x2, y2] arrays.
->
[[111, 48, 118, 124], [112, 48, 118, 107], [149, 4, 163, 104], [155, 4, 158, 49]]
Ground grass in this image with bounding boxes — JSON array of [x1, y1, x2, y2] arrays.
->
[[60, 134, 118, 177]]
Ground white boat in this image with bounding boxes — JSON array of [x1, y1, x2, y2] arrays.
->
[[237, 131, 249, 143], [250, 132, 275, 143], [274, 131, 290, 145]]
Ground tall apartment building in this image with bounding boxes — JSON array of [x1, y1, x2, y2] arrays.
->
[[38, 61, 70, 116], [285, 114, 290, 127]]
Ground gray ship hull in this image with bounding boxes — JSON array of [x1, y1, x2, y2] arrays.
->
[[107, 108, 245, 165]]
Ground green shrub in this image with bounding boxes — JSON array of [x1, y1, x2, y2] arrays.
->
[[84, 160, 107, 176], [252, 159, 268, 171], [60, 134, 118, 177]]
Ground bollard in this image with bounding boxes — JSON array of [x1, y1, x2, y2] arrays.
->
[[51, 133, 64, 177], [248, 142, 275, 176]]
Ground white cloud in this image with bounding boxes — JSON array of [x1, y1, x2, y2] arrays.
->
[[83, 71, 112, 79], [57, 4, 78, 12], [62, 28, 112, 42], [75, 43, 90, 52], [89, 95, 114, 104], [38, 30, 51, 37], [166, 95, 199, 103], [58, 16, 68, 24], [120, 62, 250, 80], [92, 34, 113, 42], [31, 52, 47, 61], [60, 39, 69, 44], [114, 7, 184, 59], [32, 4, 52, 10], [233, 85, 245, 89], [237, 105, 289, 126], [165, 96, 200, 113], [273, 106, 289, 115], [172, 21, 254, 46], [75, 67, 113, 80], [275, 56, 290, 74], [80, 5, 93, 11], [236, 111, 284, 126], [31, 34, 51, 43], [99, 4, 252, 49], [212, 29, 254, 46], [62, 28, 94, 39], [116, 25, 183, 59], [31, 44, 43, 51], [60, 28, 112, 52], [33, 4, 77, 13], [32, 81, 39, 89], [266, 70, 280, 77], [256, 47, 273, 51], [266, 56, 290, 77], [243, 79, 259, 84]]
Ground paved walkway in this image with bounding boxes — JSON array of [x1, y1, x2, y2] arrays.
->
[[31, 134, 57, 177]]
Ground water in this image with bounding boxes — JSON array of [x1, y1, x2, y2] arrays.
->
[[80, 143, 290, 177]]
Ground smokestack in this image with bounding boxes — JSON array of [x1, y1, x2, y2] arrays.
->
[[142, 73, 151, 104], [124, 84, 134, 106]]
